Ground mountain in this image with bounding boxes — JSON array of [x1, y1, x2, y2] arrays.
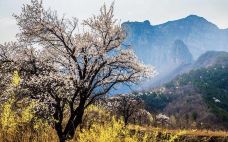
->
[[193, 51, 228, 68], [122, 15, 228, 84], [134, 51, 228, 130], [169, 40, 193, 65], [149, 51, 228, 87]]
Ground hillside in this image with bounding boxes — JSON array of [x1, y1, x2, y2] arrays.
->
[[134, 51, 228, 130]]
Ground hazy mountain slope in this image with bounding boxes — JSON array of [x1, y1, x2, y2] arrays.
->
[[147, 51, 228, 88], [193, 51, 228, 68]]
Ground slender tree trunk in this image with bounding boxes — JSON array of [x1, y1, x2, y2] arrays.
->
[[55, 120, 68, 142], [53, 102, 66, 142], [124, 115, 129, 126], [58, 136, 66, 142]]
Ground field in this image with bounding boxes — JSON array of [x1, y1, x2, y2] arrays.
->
[[0, 104, 227, 142], [0, 124, 227, 142], [129, 125, 228, 137]]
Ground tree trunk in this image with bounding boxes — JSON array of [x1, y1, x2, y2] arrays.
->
[[124, 116, 129, 126], [54, 102, 65, 142], [58, 135, 66, 142], [62, 97, 86, 140], [53, 95, 87, 142], [55, 110, 85, 142]]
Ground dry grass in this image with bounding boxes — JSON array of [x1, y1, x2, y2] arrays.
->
[[0, 123, 227, 142], [128, 125, 228, 137]]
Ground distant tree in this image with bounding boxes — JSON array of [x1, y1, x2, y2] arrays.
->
[[108, 94, 144, 126], [133, 108, 154, 125], [12, 0, 155, 141], [155, 113, 170, 127], [169, 115, 177, 128], [192, 112, 198, 121]]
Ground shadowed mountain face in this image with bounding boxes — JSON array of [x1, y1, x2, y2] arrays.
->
[[122, 15, 228, 75], [169, 40, 193, 65]]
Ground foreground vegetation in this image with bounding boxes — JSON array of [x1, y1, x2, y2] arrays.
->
[[1, 103, 228, 142]]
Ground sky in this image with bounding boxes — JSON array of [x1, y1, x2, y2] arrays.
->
[[0, 0, 228, 43]]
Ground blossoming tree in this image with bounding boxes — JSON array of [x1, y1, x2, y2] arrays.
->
[[11, 0, 155, 141]]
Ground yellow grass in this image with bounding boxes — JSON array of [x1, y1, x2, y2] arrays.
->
[[128, 124, 228, 137]]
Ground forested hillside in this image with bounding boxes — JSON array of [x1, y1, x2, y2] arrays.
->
[[135, 52, 228, 129]]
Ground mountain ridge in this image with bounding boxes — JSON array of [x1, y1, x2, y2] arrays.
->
[[122, 15, 228, 89], [124, 15, 222, 29]]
